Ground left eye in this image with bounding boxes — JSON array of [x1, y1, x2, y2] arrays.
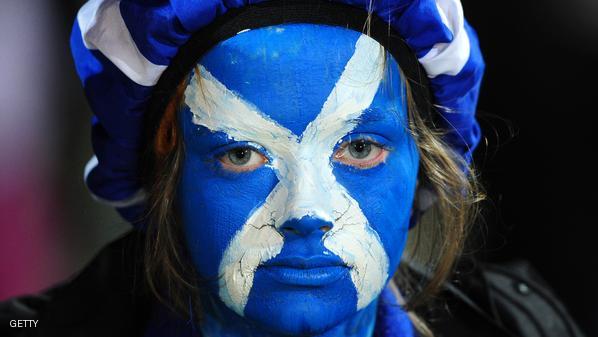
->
[[219, 147, 268, 172], [333, 139, 388, 169]]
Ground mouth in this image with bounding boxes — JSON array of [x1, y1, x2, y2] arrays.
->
[[260, 256, 349, 287]]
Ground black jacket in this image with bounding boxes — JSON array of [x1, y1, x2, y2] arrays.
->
[[0, 232, 585, 337]]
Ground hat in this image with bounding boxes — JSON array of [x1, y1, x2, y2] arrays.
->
[[71, 0, 484, 224]]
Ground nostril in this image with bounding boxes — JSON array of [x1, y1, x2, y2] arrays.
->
[[319, 225, 331, 233], [279, 218, 333, 236], [281, 227, 300, 235]]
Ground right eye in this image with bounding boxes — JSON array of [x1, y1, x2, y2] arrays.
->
[[219, 147, 268, 173]]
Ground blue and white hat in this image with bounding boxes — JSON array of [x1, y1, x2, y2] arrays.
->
[[71, 0, 484, 224]]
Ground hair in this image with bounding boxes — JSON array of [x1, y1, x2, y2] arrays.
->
[[142, 51, 483, 337]]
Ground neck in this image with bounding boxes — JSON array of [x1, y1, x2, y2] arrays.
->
[[199, 295, 378, 337], [143, 287, 414, 337]]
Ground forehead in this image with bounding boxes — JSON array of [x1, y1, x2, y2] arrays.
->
[[196, 24, 405, 135]]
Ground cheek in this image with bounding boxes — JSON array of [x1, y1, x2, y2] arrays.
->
[[333, 146, 419, 272], [177, 154, 278, 279]]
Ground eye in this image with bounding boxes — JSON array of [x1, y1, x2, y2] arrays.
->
[[333, 139, 388, 169], [219, 147, 268, 172]]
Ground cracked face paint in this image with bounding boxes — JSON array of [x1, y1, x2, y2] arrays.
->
[[178, 24, 419, 335]]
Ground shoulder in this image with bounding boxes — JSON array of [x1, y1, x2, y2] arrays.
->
[[0, 232, 151, 337], [421, 259, 586, 337]]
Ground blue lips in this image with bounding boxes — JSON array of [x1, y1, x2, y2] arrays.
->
[[260, 255, 349, 286], [262, 266, 348, 286], [263, 255, 346, 268]]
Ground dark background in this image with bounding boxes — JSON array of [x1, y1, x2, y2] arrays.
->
[[464, 0, 598, 335], [0, 1, 596, 335]]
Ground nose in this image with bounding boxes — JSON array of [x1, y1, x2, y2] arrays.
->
[[280, 216, 333, 237]]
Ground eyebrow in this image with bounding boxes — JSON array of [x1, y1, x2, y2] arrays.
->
[[355, 108, 401, 126]]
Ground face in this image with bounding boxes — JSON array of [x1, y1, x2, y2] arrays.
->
[[177, 24, 419, 334]]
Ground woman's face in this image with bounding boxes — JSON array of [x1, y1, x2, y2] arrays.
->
[[178, 24, 419, 334]]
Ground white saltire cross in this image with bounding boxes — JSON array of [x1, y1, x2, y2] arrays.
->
[[185, 35, 390, 316]]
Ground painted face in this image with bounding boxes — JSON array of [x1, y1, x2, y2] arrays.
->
[[178, 24, 419, 334]]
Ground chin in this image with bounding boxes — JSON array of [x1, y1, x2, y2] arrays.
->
[[242, 269, 359, 335]]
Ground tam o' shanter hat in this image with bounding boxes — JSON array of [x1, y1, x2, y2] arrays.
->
[[71, 0, 484, 224]]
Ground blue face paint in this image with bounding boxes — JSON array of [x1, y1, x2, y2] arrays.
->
[[177, 24, 419, 336]]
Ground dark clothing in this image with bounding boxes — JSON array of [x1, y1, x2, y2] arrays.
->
[[0, 232, 585, 337]]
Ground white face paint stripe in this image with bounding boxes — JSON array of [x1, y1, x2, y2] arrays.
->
[[185, 65, 300, 179], [185, 66, 297, 149], [303, 34, 385, 149], [216, 184, 288, 314], [185, 34, 389, 316]]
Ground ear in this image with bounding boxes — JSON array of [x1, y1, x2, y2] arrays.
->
[[154, 79, 187, 160], [409, 183, 437, 229]]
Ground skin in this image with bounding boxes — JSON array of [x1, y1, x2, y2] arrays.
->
[[176, 24, 419, 337]]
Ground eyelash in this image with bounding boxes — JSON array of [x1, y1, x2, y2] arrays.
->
[[332, 138, 389, 169], [218, 146, 269, 173]]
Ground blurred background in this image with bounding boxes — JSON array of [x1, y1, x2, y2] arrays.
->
[[0, 0, 596, 335]]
